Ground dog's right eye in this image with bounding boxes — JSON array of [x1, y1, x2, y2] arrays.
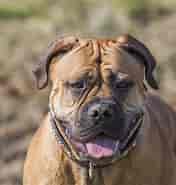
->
[[69, 80, 86, 90], [66, 79, 87, 96]]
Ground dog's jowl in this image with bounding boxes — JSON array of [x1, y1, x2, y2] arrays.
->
[[23, 35, 176, 185]]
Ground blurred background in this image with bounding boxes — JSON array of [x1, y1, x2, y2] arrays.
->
[[0, 0, 176, 184]]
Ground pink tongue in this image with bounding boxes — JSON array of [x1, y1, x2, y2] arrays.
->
[[85, 136, 116, 159]]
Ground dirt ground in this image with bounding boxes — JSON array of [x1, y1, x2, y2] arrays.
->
[[0, 2, 176, 185]]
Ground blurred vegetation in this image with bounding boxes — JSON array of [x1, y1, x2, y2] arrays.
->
[[0, 0, 176, 20], [112, 0, 176, 16], [0, 1, 38, 19]]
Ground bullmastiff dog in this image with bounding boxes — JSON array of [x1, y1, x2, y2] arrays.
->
[[23, 34, 176, 185]]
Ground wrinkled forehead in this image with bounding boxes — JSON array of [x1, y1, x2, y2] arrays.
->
[[51, 38, 144, 81]]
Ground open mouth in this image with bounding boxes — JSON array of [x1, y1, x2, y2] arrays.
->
[[72, 134, 119, 159], [50, 105, 144, 166], [69, 115, 143, 161]]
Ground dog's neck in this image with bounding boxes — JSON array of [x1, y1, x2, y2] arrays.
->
[[64, 155, 133, 185]]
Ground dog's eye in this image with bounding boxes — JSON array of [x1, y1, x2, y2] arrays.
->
[[69, 80, 86, 89], [68, 80, 87, 96], [115, 80, 134, 90], [67, 79, 88, 96]]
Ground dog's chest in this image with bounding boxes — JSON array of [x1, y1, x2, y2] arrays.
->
[[74, 167, 131, 185], [72, 167, 103, 185]]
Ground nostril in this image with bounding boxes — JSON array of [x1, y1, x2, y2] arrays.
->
[[91, 110, 99, 118], [103, 110, 112, 118]]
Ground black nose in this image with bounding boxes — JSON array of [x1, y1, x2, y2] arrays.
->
[[88, 102, 114, 122]]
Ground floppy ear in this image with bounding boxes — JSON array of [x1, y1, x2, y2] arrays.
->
[[33, 36, 79, 89], [116, 34, 158, 89]]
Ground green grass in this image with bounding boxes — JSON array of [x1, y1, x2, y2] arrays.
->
[[0, 0, 175, 20], [0, 6, 36, 19], [112, 0, 176, 18], [0, 1, 48, 19]]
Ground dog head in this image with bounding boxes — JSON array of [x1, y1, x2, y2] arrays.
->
[[33, 35, 158, 164]]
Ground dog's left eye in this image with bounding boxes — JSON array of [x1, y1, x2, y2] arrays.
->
[[115, 80, 134, 90]]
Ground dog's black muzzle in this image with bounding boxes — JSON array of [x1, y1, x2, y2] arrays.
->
[[71, 98, 127, 142], [50, 96, 144, 167]]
